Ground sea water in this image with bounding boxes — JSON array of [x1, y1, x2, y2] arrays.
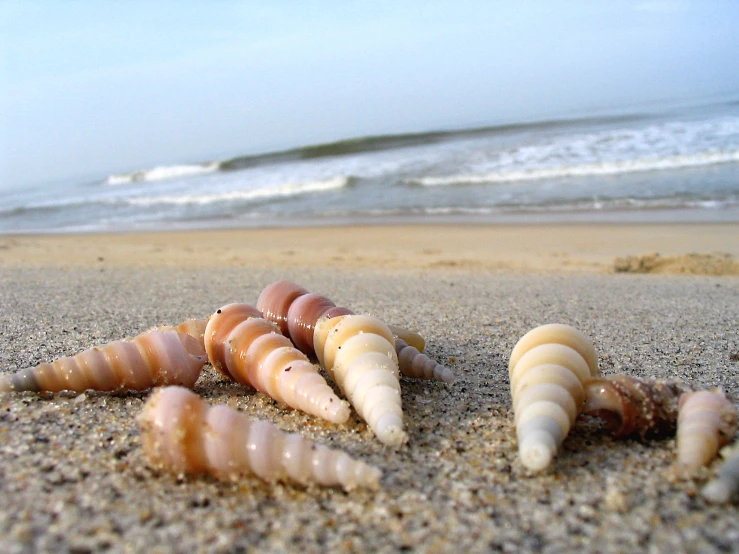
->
[[2, 100, 739, 233]]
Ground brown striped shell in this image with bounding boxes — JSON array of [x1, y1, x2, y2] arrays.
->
[[0, 329, 206, 393], [582, 375, 691, 439], [203, 303, 350, 424], [676, 389, 738, 475], [137, 386, 381, 491], [509, 324, 598, 471], [257, 279, 452, 383]]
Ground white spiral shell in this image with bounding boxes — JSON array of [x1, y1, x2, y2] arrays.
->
[[676, 389, 738, 475], [509, 324, 599, 471], [137, 386, 381, 490], [0, 329, 206, 393], [702, 443, 739, 503], [204, 303, 350, 424], [314, 314, 407, 447]]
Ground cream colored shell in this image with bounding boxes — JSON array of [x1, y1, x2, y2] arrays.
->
[[137, 386, 381, 491], [677, 389, 738, 475], [509, 324, 598, 471], [703, 443, 739, 503], [314, 314, 407, 447]]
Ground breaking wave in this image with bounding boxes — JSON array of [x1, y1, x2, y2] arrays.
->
[[106, 162, 221, 185]]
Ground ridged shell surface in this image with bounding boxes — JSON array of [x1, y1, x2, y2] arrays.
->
[[582, 375, 691, 439], [257, 280, 453, 383], [314, 314, 407, 447], [0, 330, 206, 393], [677, 389, 738, 474], [509, 324, 597, 471], [137, 386, 381, 491], [204, 303, 350, 424]]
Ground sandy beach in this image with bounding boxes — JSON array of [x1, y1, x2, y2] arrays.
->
[[1, 222, 738, 553]]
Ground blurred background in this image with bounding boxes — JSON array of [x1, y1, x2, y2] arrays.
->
[[2, 0, 739, 232]]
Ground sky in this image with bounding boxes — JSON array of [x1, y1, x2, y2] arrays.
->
[[2, 0, 739, 190]]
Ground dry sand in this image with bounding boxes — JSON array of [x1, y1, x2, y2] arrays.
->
[[1, 223, 738, 553]]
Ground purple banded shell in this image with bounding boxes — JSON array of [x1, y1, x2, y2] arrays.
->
[[395, 338, 454, 384], [256, 280, 309, 335], [137, 386, 381, 490], [287, 293, 353, 355], [0, 330, 206, 393], [204, 303, 350, 424]]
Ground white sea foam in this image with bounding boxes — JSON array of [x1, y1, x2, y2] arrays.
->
[[414, 149, 739, 187], [126, 176, 349, 206], [106, 162, 221, 185]]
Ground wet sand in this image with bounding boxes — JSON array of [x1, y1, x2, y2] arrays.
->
[[0, 223, 738, 552]]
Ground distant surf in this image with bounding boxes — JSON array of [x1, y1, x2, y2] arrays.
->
[[3, 99, 739, 233]]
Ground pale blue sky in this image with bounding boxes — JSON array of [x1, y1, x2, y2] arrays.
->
[[2, 0, 739, 189]]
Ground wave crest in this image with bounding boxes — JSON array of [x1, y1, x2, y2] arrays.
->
[[411, 149, 739, 187], [106, 162, 221, 185]]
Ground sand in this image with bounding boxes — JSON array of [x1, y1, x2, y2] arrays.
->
[[1, 223, 738, 553]]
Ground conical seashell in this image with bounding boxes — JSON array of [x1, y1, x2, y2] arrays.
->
[[314, 314, 407, 447], [677, 389, 738, 475], [0, 330, 206, 393], [137, 386, 381, 491], [157, 318, 209, 350], [203, 303, 350, 424], [582, 375, 691, 439], [395, 338, 454, 383], [509, 324, 597, 471], [702, 443, 739, 503], [257, 279, 452, 383]]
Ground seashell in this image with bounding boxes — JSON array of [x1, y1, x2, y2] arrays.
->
[[203, 303, 350, 424], [257, 279, 452, 383], [157, 318, 209, 349], [314, 313, 407, 447], [702, 443, 739, 503], [676, 389, 738, 475], [137, 386, 381, 491], [582, 375, 691, 439], [509, 324, 598, 471], [0, 330, 206, 393], [395, 338, 454, 384]]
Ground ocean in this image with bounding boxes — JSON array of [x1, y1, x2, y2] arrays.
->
[[2, 100, 739, 233]]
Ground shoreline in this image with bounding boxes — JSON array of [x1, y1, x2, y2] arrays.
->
[[2, 221, 738, 274]]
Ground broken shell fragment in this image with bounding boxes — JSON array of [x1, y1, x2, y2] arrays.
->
[[137, 386, 381, 491], [0, 330, 206, 393], [582, 375, 691, 439]]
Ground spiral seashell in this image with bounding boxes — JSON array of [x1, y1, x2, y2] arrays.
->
[[257, 280, 452, 383], [702, 443, 739, 503], [137, 386, 382, 490], [395, 338, 454, 384], [0, 330, 206, 393], [676, 389, 738, 475], [157, 318, 209, 350], [509, 324, 598, 471], [203, 303, 350, 424], [314, 313, 407, 447], [582, 375, 691, 439]]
